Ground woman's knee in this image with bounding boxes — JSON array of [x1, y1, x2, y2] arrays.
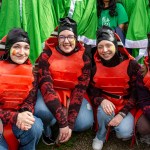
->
[[34, 107, 51, 120], [31, 117, 43, 137], [115, 113, 134, 139], [34, 94, 54, 123], [74, 116, 93, 132], [115, 125, 133, 139], [97, 106, 108, 118], [136, 115, 150, 135], [34, 92, 46, 113], [73, 99, 94, 131], [97, 106, 114, 123]]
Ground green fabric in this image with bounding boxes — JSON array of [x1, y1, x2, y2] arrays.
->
[[53, 0, 71, 24], [71, 0, 97, 40], [125, 0, 150, 63], [22, 0, 57, 63], [53, 0, 97, 44], [132, 48, 144, 64], [117, 0, 136, 21], [0, 2, 1, 18], [98, 3, 128, 30], [38, 0, 57, 42], [147, 2, 150, 34], [0, 0, 57, 63], [0, 0, 21, 39], [126, 0, 150, 41]]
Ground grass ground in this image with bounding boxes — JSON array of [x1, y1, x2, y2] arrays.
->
[[37, 130, 150, 150]]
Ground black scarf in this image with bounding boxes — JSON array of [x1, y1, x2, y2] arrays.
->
[[100, 52, 122, 67]]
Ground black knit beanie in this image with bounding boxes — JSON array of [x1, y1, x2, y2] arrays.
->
[[5, 28, 30, 51], [96, 25, 117, 49], [58, 17, 77, 36]]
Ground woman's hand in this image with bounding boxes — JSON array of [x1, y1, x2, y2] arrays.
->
[[108, 114, 123, 127], [59, 126, 70, 143], [59, 128, 72, 143], [101, 99, 116, 115], [16, 111, 35, 131]]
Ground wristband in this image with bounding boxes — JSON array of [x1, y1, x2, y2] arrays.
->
[[119, 112, 126, 118]]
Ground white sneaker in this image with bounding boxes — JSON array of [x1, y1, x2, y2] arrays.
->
[[92, 136, 103, 150]]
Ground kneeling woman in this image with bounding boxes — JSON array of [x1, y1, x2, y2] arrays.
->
[[136, 37, 150, 145], [34, 17, 94, 145], [88, 26, 140, 150], [0, 28, 43, 150]]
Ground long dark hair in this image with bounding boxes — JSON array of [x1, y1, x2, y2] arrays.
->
[[97, 0, 118, 17]]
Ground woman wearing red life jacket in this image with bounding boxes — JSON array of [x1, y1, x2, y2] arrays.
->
[[0, 28, 43, 150], [88, 26, 140, 150], [136, 33, 150, 145], [34, 17, 94, 145]]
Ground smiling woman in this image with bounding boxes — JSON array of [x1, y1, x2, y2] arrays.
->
[[58, 30, 76, 54], [10, 42, 30, 64], [4, 28, 30, 64], [88, 25, 140, 150], [34, 17, 94, 146], [0, 28, 43, 150]]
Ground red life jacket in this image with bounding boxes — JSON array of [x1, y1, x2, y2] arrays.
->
[[0, 60, 34, 150], [93, 58, 130, 113], [46, 37, 85, 106], [92, 32, 136, 145], [0, 61, 34, 110]]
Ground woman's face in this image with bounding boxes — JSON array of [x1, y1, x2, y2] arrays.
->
[[10, 42, 30, 64], [58, 30, 76, 53], [97, 40, 116, 60]]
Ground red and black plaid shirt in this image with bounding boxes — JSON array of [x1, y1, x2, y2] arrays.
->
[[37, 48, 91, 129]]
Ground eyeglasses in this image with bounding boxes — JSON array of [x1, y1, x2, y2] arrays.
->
[[58, 35, 76, 42]]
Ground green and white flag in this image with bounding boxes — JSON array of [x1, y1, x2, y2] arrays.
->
[[70, 0, 97, 45], [126, 0, 150, 49], [125, 0, 150, 63]]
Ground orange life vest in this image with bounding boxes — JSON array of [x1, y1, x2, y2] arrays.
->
[[46, 37, 85, 106], [0, 61, 34, 110], [93, 58, 130, 113]]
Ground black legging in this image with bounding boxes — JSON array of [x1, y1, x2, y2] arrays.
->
[[136, 114, 150, 135]]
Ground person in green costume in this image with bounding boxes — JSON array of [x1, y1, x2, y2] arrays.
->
[[97, 0, 128, 45], [125, 0, 150, 64], [97, 0, 128, 31], [117, 0, 136, 21]]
